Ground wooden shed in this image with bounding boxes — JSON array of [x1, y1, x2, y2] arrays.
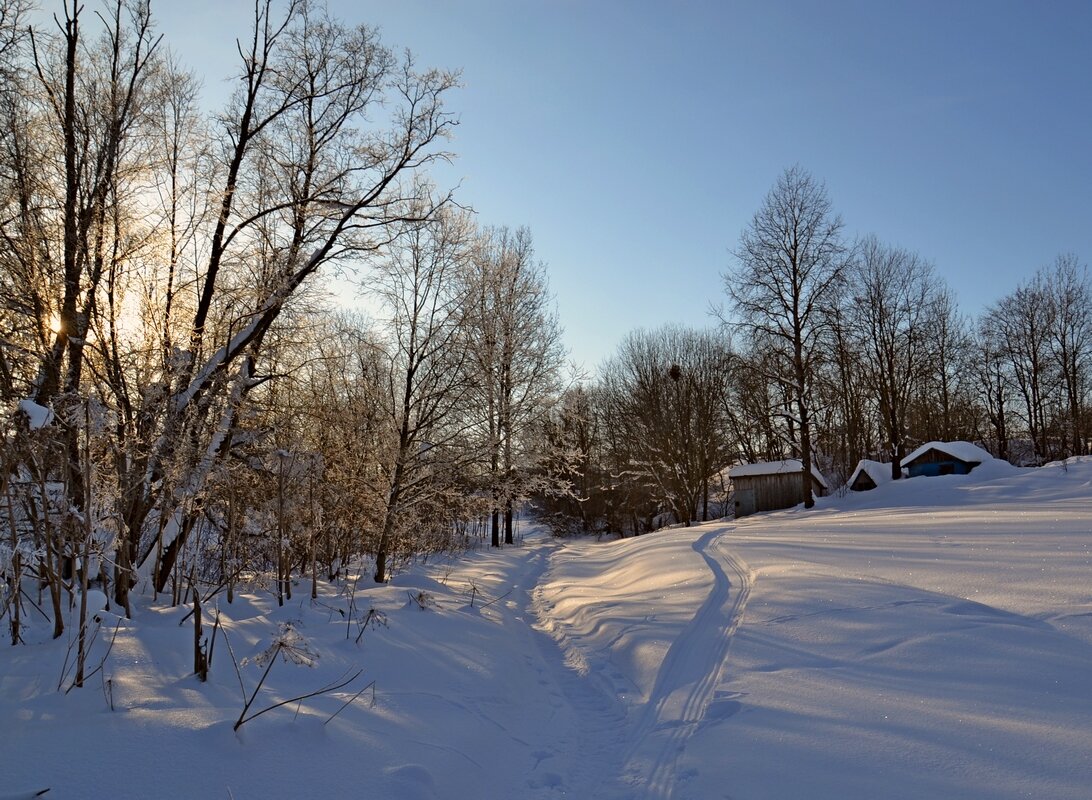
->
[[729, 460, 829, 518], [847, 459, 894, 492], [900, 441, 993, 478]]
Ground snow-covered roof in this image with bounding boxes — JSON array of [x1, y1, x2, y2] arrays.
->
[[729, 459, 829, 489], [848, 459, 894, 488], [900, 441, 994, 467]]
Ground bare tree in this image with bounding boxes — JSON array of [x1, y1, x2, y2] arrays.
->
[[847, 236, 943, 479], [301, 314, 389, 582], [372, 210, 475, 583], [535, 384, 605, 534], [600, 326, 732, 528], [0, 1, 459, 619], [1043, 254, 1092, 457], [987, 275, 1057, 463], [124, 3, 457, 604], [914, 285, 973, 442], [723, 166, 849, 508], [818, 303, 877, 480], [970, 314, 1013, 462], [0, 0, 165, 626], [463, 226, 565, 546]]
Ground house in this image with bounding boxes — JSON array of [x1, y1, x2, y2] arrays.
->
[[900, 441, 994, 478], [729, 460, 829, 518], [847, 459, 894, 491]]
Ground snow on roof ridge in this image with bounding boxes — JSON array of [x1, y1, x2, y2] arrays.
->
[[728, 459, 829, 489], [848, 459, 894, 486], [900, 440, 994, 467]]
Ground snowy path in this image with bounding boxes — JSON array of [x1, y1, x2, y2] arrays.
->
[[533, 525, 753, 798], [617, 529, 752, 799], [512, 545, 630, 798], [7, 460, 1092, 799]]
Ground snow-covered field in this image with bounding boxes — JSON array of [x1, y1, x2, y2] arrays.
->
[[3, 458, 1092, 799]]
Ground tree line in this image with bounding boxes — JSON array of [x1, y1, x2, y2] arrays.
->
[[0, 0, 565, 653], [535, 166, 1091, 535], [2, 1, 1088, 660]]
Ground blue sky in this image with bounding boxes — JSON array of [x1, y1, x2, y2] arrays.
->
[[155, 1, 1092, 372]]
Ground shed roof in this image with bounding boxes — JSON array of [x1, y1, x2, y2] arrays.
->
[[848, 459, 894, 488], [729, 459, 829, 490], [900, 441, 994, 468]]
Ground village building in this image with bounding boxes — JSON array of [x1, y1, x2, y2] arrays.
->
[[729, 460, 829, 518], [900, 441, 994, 478], [847, 459, 895, 491]]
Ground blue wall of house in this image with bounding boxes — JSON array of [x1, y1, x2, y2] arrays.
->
[[906, 460, 973, 478]]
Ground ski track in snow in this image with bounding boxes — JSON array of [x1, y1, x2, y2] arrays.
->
[[618, 528, 753, 799], [529, 527, 754, 799], [8, 459, 1092, 800]]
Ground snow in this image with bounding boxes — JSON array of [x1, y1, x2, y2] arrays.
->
[[901, 439, 995, 467], [16, 399, 53, 430], [4, 459, 1092, 798], [729, 458, 830, 489], [847, 458, 894, 488]]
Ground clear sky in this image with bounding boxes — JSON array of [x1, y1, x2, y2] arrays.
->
[[153, 0, 1092, 373]]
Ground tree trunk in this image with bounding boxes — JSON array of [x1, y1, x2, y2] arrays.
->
[[796, 345, 815, 509], [192, 573, 207, 681]]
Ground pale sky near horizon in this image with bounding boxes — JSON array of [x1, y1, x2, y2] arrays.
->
[[150, 0, 1092, 373]]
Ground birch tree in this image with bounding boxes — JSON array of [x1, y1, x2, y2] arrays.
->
[[0, 1, 459, 616], [372, 210, 475, 583], [464, 227, 565, 546], [134, 2, 455, 603], [0, 0, 165, 625]]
